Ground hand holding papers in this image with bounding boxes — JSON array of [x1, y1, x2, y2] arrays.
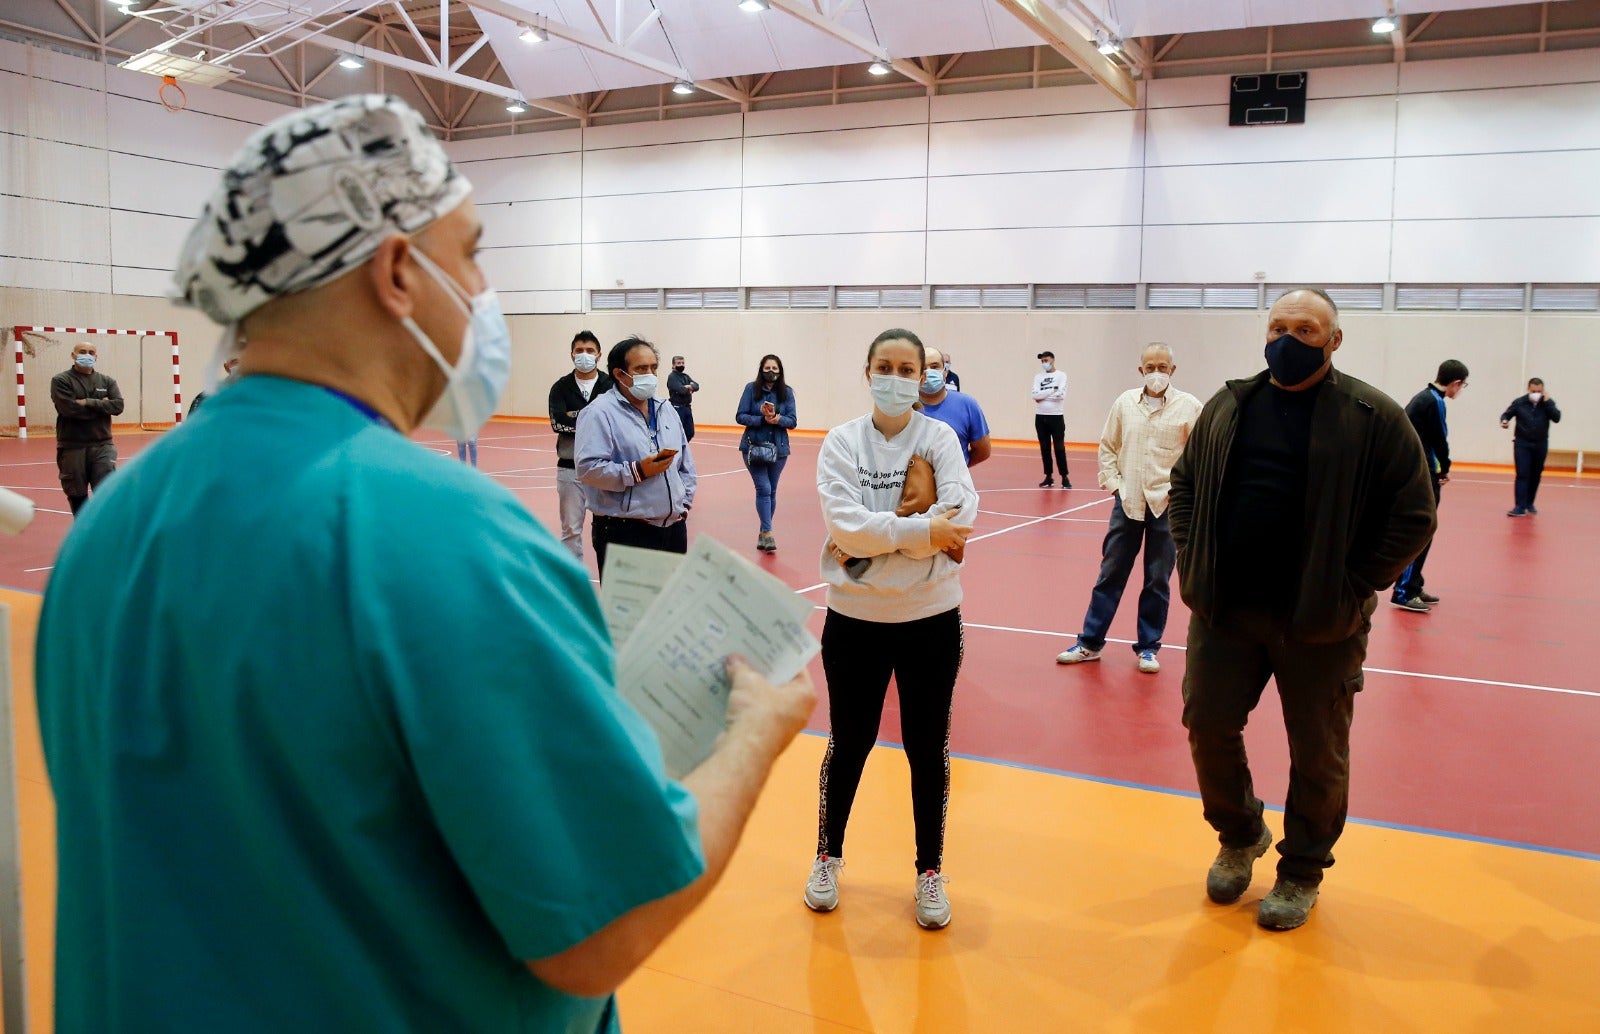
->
[[601, 538, 820, 778]]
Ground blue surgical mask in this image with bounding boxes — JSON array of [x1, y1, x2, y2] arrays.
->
[[402, 248, 511, 442], [921, 369, 945, 396], [1264, 332, 1327, 388], [573, 353, 597, 373], [74, 353, 96, 369], [625, 372, 658, 401], [870, 374, 920, 417]]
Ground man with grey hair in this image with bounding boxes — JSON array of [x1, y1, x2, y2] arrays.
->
[[35, 95, 813, 1032], [1169, 288, 1435, 930], [1055, 342, 1200, 673]]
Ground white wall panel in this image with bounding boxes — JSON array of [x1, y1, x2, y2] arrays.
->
[[741, 233, 925, 287], [1392, 218, 1600, 282], [0, 70, 106, 148], [1144, 158, 1394, 224], [1399, 50, 1600, 94], [928, 110, 1143, 176], [585, 113, 742, 150], [933, 83, 1125, 122], [746, 97, 929, 137], [1397, 82, 1600, 156], [584, 238, 741, 289], [107, 153, 215, 218], [478, 244, 582, 293], [445, 129, 582, 162], [743, 180, 926, 238], [110, 265, 176, 297], [499, 289, 584, 315], [0, 256, 110, 293], [582, 137, 742, 196], [105, 95, 255, 169], [743, 124, 928, 186], [478, 198, 581, 249], [1, 197, 110, 263], [460, 152, 582, 203], [1146, 67, 1400, 109], [110, 210, 190, 271], [928, 168, 1143, 230], [1146, 96, 1397, 167], [926, 227, 1141, 283], [583, 189, 741, 243], [1394, 151, 1600, 220], [0, 136, 107, 205], [1141, 222, 1392, 282]]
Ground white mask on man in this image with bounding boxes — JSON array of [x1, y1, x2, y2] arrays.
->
[[1528, 391, 1543, 404]]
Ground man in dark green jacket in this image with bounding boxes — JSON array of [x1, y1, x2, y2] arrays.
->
[[1169, 288, 1436, 931], [50, 342, 125, 516]]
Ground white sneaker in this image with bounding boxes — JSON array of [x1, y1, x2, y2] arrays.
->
[[1138, 650, 1161, 673], [914, 870, 951, 929], [804, 854, 843, 912], [1056, 644, 1101, 665]]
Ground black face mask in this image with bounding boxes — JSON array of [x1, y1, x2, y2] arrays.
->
[[1264, 332, 1328, 387], [761, 370, 778, 383], [673, 366, 684, 373]]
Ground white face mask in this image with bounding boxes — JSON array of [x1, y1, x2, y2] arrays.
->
[[1143, 372, 1171, 395], [401, 248, 511, 442], [624, 372, 658, 401], [1528, 391, 1543, 403], [870, 374, 920, 417], [1040, 361, 1051, 372], [573, 353, 598, 373]]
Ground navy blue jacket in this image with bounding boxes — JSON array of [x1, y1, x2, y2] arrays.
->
[[734, 381, 797, 458], [1501, 394, 1561, 443]]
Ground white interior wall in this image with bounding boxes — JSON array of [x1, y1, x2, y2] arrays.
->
[[2, 39, 1596, 461]]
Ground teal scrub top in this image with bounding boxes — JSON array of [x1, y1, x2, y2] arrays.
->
[[36, 376, 704, 1033]]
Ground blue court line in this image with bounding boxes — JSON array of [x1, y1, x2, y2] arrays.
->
[[801, 728, 1600, 864], [0, 585, 41, 597]]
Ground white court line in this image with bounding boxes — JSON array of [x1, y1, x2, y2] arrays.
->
[[794, 496, 1112, 594], [0, 461, 60, 468], [962, 621, 1599, 700], [23, 566, 52, 572], [978, 509, 1104, 522]]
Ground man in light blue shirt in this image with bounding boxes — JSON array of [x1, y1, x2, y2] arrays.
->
[[36, 95, 813, 1034], [917, 346, 991, 466]]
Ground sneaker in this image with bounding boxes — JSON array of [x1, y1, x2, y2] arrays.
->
[[914, 870, 951, 929], [1206, 824, 1272, 904], [1257, 878, 1320, 930], [1418, 591, 1441, 604], [1390, 596, 1430, 612], [1137, 650, 1160, 673], [757, 531, 776, 553], [1528, 506, 1538, 515], [1039, 477, 1054, 488], [1056, 644, 1101, 665], [804, 854, 843, 912], [1507, 508, 1528, 517]]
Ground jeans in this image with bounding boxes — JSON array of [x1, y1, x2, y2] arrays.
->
[[555, 466, 587, 560], [673, 404, 695, 442], [1077, 494, 1175, 653], [1035, 414, 1068, 482], [1394, 475, 1442, 600], [455, 438, 477, 466], [747, 454, 788, 532], [817, 608, 963, 873], [1513, 439, 1547, 510], [1182, 607, 1366, 885]]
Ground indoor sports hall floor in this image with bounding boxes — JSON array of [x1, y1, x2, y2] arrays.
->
[[2, 421, 1597, 1032]]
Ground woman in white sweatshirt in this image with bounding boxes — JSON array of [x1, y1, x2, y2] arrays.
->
[[804, 328, 978, 930]]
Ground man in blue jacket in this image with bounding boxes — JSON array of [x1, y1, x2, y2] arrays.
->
[[1392, 359, 1468, 612], [576, 336, 697, 577]]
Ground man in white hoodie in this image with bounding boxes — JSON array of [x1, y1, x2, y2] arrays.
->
[[1032, 350, 1070, 488]]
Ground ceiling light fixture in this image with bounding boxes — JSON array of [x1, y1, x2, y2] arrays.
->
[[738, 0, 770, 11], [867, 60, 890, 76], [672, 80, 695, 95], [1095, 30, 1122, 55], [338, 54, 365, 70], [1371, 14, 1397, 33], [506, 99, 527, 113], [518, 23, 548, 44]]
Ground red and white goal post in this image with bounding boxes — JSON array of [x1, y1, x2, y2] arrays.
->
[[7, 326, 183, 439]]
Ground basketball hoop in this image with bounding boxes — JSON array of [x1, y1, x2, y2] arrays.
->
[[159, 75, 187, 112]]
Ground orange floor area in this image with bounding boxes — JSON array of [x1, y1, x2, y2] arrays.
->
[[5, 585, 1599, 1032]]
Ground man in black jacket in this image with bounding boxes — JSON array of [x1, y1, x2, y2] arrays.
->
[[666, 355, 699, 441], [548, 330, 612, 560], [1392, 359, 1468, 611], [50, 342, 125, 516], [1502, 377, 1561, 516], [1169, 288, 1435, 931]]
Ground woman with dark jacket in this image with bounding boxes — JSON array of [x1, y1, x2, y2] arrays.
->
[[734, 353, 798, 553]]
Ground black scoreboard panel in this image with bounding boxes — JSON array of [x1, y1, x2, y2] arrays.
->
[[1229, 72, 1308, 126]]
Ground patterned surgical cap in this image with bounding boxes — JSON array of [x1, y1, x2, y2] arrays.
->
[[171, 94, 473, 325]]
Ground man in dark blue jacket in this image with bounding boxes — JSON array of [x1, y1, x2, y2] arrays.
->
[[1501, 378, 1561, 516], [1392, 359, 1468, 613]]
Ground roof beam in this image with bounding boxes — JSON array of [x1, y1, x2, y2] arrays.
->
[[272, 22, 586, 120], [989, 0, 1137, 107], [764, 0, 935, 87], [462, 0, 748, 104]]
